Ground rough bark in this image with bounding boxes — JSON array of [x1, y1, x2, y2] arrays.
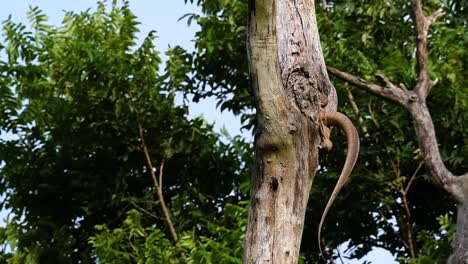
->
[[449, 202, 468, 264], [243, 0, 334, 263], [327, 0, 468, 261]]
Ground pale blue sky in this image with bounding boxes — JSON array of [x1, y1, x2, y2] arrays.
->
[[0, 1, 397, 263]]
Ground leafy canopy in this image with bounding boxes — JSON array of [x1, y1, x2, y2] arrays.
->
[[0, 1, 250, 263]]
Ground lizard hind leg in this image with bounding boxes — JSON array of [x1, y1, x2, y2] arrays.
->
[[320, 125, 333, 151], [319, 111, 333, 151]]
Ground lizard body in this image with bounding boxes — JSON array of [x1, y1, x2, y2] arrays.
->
[[318, 110, 360, 255]]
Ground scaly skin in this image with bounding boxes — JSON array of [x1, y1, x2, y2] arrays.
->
[[318, 110, 360, 256]]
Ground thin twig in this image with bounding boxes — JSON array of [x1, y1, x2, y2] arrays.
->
[[336, 246, 345, 264], [138, 122, 179, 243], [400, 191, 415, 257], [130, 201, 164, 221], [411, 0, 444, 98], [400, 161, 424, 255], [405, 161, 424, 195], [158, 159, 163, 195], [347, 88, 369, 138], [390, 159, 416, 258], [378, 207, 409, 250]]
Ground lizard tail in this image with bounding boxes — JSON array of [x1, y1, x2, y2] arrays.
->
[[318, 111, 360, 258]]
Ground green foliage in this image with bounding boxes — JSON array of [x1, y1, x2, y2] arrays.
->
[[167, 0, 252, 125], [90, 202, 247, 263], [0, 0, 466, 262], [401, 214, 455, 264], [176, 0, 467, 262], [89, 210, 177, 263], [0, 1, 250, 262], [313, 0, 466, 258]]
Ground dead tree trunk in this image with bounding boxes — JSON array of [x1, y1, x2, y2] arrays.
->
[[243, 0, 336, 263]]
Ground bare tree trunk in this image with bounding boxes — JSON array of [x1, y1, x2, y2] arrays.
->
[[449, 202, 468, 263], [243, 0, 335, 263]]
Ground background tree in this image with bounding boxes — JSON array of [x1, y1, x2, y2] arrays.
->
[[323, 0, 468, 261], [0, 2, 250, 263]]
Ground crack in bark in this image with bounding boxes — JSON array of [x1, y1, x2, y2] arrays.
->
[[292, 0, 308, 47]]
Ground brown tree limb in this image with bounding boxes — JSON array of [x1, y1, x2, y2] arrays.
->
[[411, 0, 443, 99], [138, 123, 178, 243], [327, 0, 468, 205], [328, 65, 466, 201], [327, 66, 413, 106]]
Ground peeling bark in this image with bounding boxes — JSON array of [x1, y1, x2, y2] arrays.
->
[[243, 0, 334, 263]]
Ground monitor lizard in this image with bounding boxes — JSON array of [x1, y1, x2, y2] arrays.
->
[[318, 93, 360, 256]]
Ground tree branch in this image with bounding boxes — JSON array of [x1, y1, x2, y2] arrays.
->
[[405, 161, 424, 195], [411, 0, 444, 99], [327, 66, 414, 106], [328, 64, 465, 200], [138, 122, 179, 243], [391, 160, 416, 258]]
